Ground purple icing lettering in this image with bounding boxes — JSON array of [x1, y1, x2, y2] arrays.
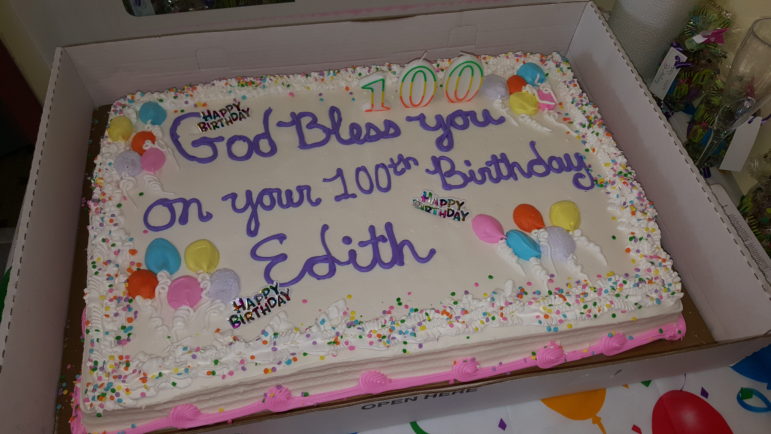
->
[[424, 141, 595, 192], [323, 167, 358, 202], [170, 112, 221, 163], [406, 109, 505, 152], [171, 108, 275, 164], [387, 153, 419, 176], [277, 106, 401, 150], [143, 197, 213, 232], [221, 185, 322, 238], [250, 222, 436, 286]]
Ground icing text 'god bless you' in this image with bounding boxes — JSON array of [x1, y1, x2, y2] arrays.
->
[[169, 105, 504, 161]]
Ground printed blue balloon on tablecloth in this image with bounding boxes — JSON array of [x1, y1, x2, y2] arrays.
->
[[480, 74, 508, 101], [505, 230, 541, 261], [517, 62, 546, 86], [732, 344, 771, 388], [114, 150, 142, 177], [139, 101, 167, 125], [208, 269, 241, 304], [145, 238, 181, 275]]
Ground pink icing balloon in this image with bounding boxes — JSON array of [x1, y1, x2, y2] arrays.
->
[[537, 88, 557, 111], [471, 214, 505, 243], [167, 275, 203, 309], [141, 148, 166, 173]]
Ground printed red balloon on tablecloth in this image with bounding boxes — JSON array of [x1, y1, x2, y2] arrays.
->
[[652, 390, 733, 434]]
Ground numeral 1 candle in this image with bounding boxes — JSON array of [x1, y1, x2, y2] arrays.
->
[[359, 72, 390, 112]]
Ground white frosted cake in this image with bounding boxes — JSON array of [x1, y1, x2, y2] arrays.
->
[[72, 52, 684, 433]]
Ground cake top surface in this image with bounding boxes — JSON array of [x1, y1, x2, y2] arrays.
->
[[81, 52, 681, 420]]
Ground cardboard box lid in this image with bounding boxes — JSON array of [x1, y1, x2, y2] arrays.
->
[[7, 0, 576, 69]]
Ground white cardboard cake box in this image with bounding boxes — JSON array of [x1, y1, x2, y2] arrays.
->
[[1, 2, 770, 433]]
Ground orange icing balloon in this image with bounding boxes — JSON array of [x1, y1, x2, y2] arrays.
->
[[127, 269, 158, 299], [131, 131, 156, 155], [507, 75, 527, 94], [513, 204, 545, 232]]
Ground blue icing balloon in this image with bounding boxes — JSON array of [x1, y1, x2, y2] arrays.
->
[[505, 230, 541, 261], [145, 238, 181, 274], [209, 269, 241, 304], [139, 101, 167, 125], [517, 62, 546, 86], [480, 74, 508, 101]]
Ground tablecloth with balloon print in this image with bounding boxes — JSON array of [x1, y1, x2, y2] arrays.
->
[[361, 345, 771, 434]]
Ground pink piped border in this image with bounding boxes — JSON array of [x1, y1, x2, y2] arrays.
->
[[72, 315, 685, 433]]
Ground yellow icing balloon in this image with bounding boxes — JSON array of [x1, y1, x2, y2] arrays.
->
[[184, 239, 220, 273], [107, 116, 134, 142], [550, 200, 581, 231], [509, 91, 539, 115]]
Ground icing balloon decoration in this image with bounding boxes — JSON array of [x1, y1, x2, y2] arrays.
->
[[184, 239, 220, 273], [550, 200, 581, 231], [208, 268, 241, 304], [145, 238, 181, 275], [537, 87, 558, 111], [127, 269, 158, 299], [130, 131, 156, 155], [545, 226, 576, 262], [167, 275, 203, 309], [114, 150, 142, 177], [541, 389, 607, 434], [509, 91, 539, 115], [141, 148, 166, 173], [505, 230, 541, 261], [480, 74, 508, 101], [517, 62, 547, 86], [513, 204, 545, 232], [506, 75, 527, 94], [471, 214, 505, 243], [651, 390, 732, 434], [138, 101, 167, 125], [107, 116, 133, 142]]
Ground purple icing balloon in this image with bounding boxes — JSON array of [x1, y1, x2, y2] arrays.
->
[[114, 150, 142, 177], [208, 268, 241, 304], [480, 74, 508, 101], [471, 214, 505, 244], [545, 226, 576, 261], [141, 148, 166, 173]]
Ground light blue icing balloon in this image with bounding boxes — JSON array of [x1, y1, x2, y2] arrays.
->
[[517, 62, 546, 86], [479, 74, 508, 101], [139, 101, 167, 125], [145, 238, 181, 274], [545, 226, 576, 262], [114, 150, 142, 176], [505, 230, 541, 261], [209, 269, 241, 304]]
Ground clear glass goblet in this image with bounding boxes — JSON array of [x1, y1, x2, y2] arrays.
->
[[693, 17, 771, 169]]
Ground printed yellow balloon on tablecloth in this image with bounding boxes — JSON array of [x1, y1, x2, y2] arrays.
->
[[541, 389, 607, 434], [184, 239, 220, 273], [550, 200, 581, 231]]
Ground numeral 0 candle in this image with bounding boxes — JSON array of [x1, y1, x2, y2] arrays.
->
[[444, 54, 484, 103], [399, 59, 437, 108]]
